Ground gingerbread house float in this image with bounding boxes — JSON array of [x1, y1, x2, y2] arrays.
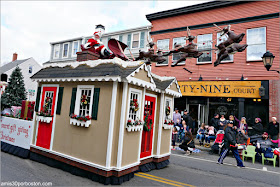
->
[[30, 55, 181, 184]]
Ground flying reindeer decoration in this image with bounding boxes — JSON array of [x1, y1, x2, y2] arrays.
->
[[163, 27, 203, 67], [214, 24, 247, 66], [135, 35, 166, 65]]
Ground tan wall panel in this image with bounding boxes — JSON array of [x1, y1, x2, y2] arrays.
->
[[133, 69, 151, 83], [160, 129, 172, 155], [169, 82, 179, 92], [49, 81, 113, 166]]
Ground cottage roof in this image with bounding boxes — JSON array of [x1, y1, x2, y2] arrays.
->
[[0, 58, 31, 74], [153, 78, 174, 90]]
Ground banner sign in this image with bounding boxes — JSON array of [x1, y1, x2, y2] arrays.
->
[[1, 117, 34, 149], [178, 81, 261, 98]]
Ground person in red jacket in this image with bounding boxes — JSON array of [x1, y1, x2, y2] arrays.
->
[[81, 24, 111, 58]]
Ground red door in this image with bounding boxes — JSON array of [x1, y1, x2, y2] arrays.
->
[[36, 86, 58, 149], [140, 95, 156, 158]]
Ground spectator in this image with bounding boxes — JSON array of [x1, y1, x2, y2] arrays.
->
[[234, 116, 248, 134], [180, 121, 189, 143], [179, 132, 195, 155], [210, 114, 219, 130], [267, 117, 279, 140], [205, 125, 216, 147], [219, 115, 227, 130], [173, 108, 181, 124], [171, 127, 178, 150], [249, 118, 263, 136], [229, 115, 237, 126], [271, 134, 280, 148], [217, 120, 245, 168], [182, 109, 193, 131], [196, 123, 205, 146]]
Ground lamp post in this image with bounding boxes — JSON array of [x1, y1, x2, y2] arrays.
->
[[262, 51, 279, 73]]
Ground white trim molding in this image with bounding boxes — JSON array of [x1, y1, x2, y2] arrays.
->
[[106, 81, 118, 168], [156, 93, 164, 156], [74, 85, 95, 116], [62, 42, 70, 59], [33, 76, 121, 83]]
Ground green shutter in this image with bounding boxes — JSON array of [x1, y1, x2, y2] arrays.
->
[[92, 88, 100, 120], [69, 88, 77, 116], [140, 32, 145, 48], [35, 87, 41, 112], [127, 34, 131, 49], [56, 87, 64, 115], [119, 35, 123, 42]]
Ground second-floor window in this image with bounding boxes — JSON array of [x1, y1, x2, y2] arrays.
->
[[157, 39, 169, 65], [197, 34, 212, 63], [217, 33, 233, 62], [29, 66, 32, 74], [173, 37, 186, 65], [72, 41, 79, 57], [132, 33, 140, 48], [53, 44, 60, 59], [63, 43, 69, 58], [247, 27, 266, 61]]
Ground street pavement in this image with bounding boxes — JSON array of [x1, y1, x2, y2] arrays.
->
[[1, 149, 279, 186]]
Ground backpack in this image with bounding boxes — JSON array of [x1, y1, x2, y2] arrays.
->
[[264, 147, 274, 158]]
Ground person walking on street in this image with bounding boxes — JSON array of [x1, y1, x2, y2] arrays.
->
[[267, 117, 279, 140], [218, 120, 245, 168], [210, 114, 219, 131]]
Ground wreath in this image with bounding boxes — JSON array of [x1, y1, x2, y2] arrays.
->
[[130, 99, 139, 112], [143, 115, 153, 131], [41, 97, 52, 115], [81, 95, 88, 106], [166, 106, 170, 116]]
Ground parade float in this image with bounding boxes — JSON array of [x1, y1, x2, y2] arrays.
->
[[29, 25, 181, 184]]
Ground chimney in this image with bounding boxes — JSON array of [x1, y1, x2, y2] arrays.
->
[[12, 53, 18, 61]]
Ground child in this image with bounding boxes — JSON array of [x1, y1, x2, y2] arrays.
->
[[180, 121, 189, 142], [196, 123, 205, 146], [172, 127, 178, 150], [204, 125, 215, 148]]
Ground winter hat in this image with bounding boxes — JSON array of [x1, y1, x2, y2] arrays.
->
[[241, 117, 246, 120], [272, 117, 277, 121], [256, 118, 262, 122]]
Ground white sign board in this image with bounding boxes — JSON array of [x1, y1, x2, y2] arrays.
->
[[1, 117, 34, 149]]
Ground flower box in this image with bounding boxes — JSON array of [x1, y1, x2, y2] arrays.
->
[[70, 118, 91, 128], [126, 125, 143, 132], [36, 115, 52, 123], [162, 124, 173, 130]]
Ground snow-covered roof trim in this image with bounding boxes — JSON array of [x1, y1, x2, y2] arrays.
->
[[33, 76, 121, 82]]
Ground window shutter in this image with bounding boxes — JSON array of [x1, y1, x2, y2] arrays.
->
[[119, 35, 123, 42], [127, 34, 131, 49], [140, 32, 145, 48], [56, 87, 64, 115], [69, 88, 77, 116], [92, 88, 100, 120], [35, 87, 41, 112]]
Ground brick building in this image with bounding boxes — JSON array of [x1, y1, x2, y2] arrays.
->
[[146, 1, 279, 129]]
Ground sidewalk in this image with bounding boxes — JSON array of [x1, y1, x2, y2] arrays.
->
[[172, 139, 280, 172]]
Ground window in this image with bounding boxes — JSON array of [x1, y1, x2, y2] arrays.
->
[[128, 88, 142, 121], [197, 34, 212, 63], [62, 43, 69, 58], [157, 39, 169, 65], [132, 33, 140, 48], [53, 44, 60, 59], [217, 33, 233, 62], [72, 41, 79, 57], [75, 85, 94, 117], [247, 27, 266, 61], [119, 35, 123, 42], [172, 37, 186, 65], [165, 98, 172, 120], [43, 91, 54, 113], [29, 66, 32, 74]]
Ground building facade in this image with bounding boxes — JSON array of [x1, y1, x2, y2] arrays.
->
[[47, 25, 152, 64], [146, 1, 280, 128], [0, 53, 42, 101]]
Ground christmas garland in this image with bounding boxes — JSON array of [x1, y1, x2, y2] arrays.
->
[[80, 95, 88, 106], [164, 119, 174, 126], [143, 115, 153, 131], [70, 114, 91, 122], [127, 118, 143, 126], [130, 99, 139, 112], [166, 106, 170, 116]]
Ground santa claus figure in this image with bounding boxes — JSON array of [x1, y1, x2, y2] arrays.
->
[[81, 24, 111, 58]]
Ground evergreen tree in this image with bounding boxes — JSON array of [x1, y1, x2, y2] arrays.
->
[[1, 66, 27, 108]]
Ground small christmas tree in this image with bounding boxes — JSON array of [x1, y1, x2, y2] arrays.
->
[[1, 66, 27, 108]]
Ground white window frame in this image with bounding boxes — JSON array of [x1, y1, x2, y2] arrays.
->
[[74, 85, 95, 117], [53, 44, 60, 59], [62, 42, 70, 58], [172, 37, 186, 66], [164, 97, 173, 120], [216, 32, 234, 63], [126, 88, 142, 121], [132, 32, 140, 49], [197, 33, 212, 64], [72, 41, 79, 57], [156, 39, 170, 66], [246, 27, 266, 62]]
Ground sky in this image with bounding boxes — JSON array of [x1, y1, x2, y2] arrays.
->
[[1, 0, 209, 65]]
